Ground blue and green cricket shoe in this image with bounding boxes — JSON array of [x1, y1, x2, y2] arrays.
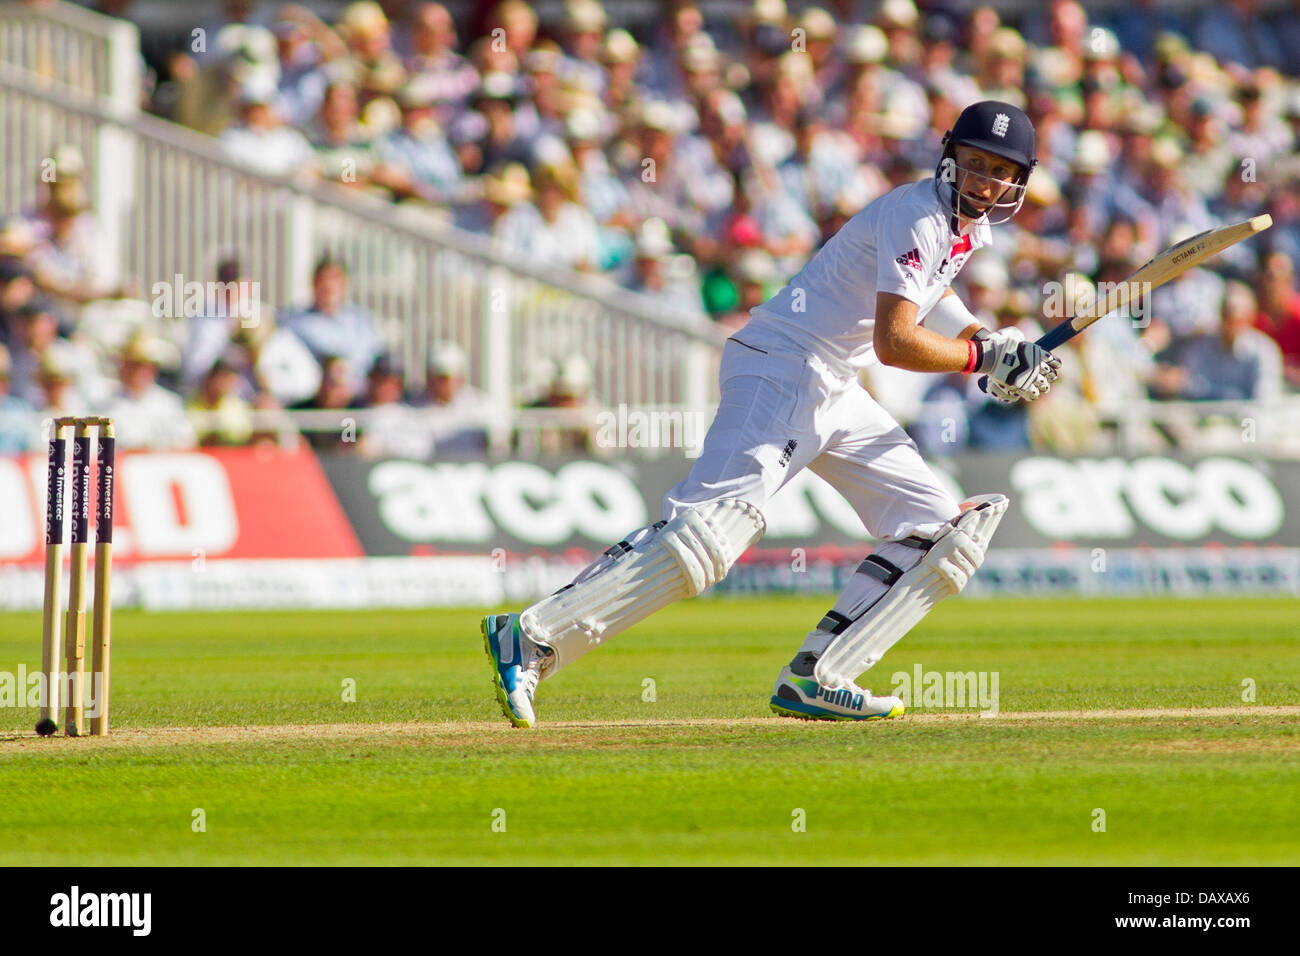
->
[[770, 666, 905, 721], [482, 613, 550, 728]]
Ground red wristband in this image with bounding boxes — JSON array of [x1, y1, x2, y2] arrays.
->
[[963, 339, 979, 374]]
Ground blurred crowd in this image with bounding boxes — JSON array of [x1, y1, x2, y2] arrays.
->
[[4, 0, 1300, 456]]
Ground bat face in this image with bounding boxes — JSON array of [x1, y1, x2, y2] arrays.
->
[[1074, 216, 1273, 331], [1027, 216, 1273, 355], [983, 215, 1273, 387], [1137, 216, 1272, 284]]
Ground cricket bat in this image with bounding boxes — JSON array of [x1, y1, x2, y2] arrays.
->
[[979, 215, 1273, 390]]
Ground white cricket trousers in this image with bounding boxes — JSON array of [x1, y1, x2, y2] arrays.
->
[[664, 337, 959, 540]]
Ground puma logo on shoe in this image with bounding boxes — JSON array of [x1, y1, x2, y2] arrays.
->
[[817, 686, 864, 711]]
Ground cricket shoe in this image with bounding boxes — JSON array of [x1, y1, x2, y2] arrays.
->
[[482, 613, 552, 728], [770, 665, 904, 721]]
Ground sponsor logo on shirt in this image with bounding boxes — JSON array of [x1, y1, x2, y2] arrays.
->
[[895, 248, 922, 271]]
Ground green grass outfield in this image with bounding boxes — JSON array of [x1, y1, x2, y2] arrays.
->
[[1, 597, 1297, 865]]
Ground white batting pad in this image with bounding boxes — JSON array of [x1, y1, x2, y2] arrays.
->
[[814, 494, 1008, 687], [521, 498, 766, 674]]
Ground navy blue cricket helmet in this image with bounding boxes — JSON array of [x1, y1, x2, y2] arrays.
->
[[936, 100, 1038, 226]]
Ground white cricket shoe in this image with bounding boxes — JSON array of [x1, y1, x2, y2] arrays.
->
[[770, 664, 904, 721], [482, 613, 551, 728]]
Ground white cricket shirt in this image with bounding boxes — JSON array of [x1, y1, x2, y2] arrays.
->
[[741, 178, 992, 379]]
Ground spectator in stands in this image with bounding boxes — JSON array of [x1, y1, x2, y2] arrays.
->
[[1227, 82, 1293, 167], [1180, 99, 1236, 199], [220, 78, 315, 176], [523, 41, 576, 147], [246, 312, 323, 410], [358, 354, 432, 459], [0, 235, 39, 346], [467, 72, 536, 174], [103, 334, 196, 450], [677, 33, 726, 119], [180, 258, 274, 396], [287, 353, 359, 450], [525, 353, 596, 455], [33, 352, 80, 424], [749, 52, 809, 169], [373, 77, 464, 203], [0, 344, 32, 453], [600, 28, 641, 116], [22, 147, 126, 307], [1210, 167, 1269, 279], [717, 249, 778, 332], [918, 13, 981, 107], [452, 160, 533, 237], [171, 258, 318, 410], [404, 3, 478, 129], [1143, 135, 1214, 242], [187, 354, 255, 446], [739, 172, 819, 277], [5, 298, 101, 408], [625, 218, 706, 326], [521, 161, 600, 272], [778, 109, 865, 223], [1152, 282, 1284, 402], [270, 6, 346, 129], [418, 343, 492, 455], [171, 23, 281, 136], [564, 107, 630, 263], [355, 353, 405, 409], [337, 1, 406, 117], [697, 88, 754, 181], [294, 354, 354, 410], [308, 81, 383, 191], [620, 100, 734, 252], [1254, 251, 1300, 389], [193, 1, 275, 67], [557, 0, 608, 97], [486, 0, 539, 68], [796, 6, 842, 96], [281, 256, 382, 398]]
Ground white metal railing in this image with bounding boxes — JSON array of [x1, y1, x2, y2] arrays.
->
[[7, 400, 1300, 460], [0, 63, 724, 454], [5, 406, 721, 458], [0, 0, 139, 107], [1101, 398, 1300, 457]]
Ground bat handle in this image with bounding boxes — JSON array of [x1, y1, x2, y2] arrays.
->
[[1035, 321, 1077, 351]]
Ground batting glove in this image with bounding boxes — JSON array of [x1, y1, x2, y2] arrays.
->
[[975, 327, 1061, 403]]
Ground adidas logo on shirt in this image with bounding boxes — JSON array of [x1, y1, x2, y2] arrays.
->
[[895, 248, 922, 270]]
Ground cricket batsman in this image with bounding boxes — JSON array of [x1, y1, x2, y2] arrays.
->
[[482, 101, 1061, 725]]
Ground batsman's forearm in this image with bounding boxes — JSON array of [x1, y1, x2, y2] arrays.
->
[[874, 322, 974, 372]]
